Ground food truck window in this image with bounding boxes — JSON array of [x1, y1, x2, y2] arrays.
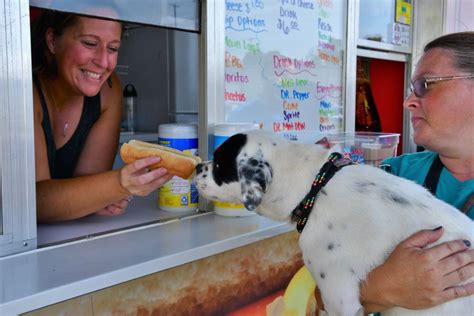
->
[[29, 0, 200, 32], [32, 9, 201, 247]]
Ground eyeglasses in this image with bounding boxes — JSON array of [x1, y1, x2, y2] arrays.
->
[[410, 75, 474, 98]]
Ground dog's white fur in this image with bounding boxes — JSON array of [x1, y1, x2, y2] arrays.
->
[[194, 131, 474, 316]]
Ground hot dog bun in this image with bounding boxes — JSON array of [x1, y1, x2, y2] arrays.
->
[[120, 139, 201, 179]]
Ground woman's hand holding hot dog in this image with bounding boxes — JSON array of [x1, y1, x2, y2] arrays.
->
[[94, 156, 173, 217], [118, 156, 173, 197]]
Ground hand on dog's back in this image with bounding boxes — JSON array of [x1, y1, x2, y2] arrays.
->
[[361, 227, 474, 313]]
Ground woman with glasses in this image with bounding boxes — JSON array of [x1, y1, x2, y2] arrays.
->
[[359, 32, 474, 313]]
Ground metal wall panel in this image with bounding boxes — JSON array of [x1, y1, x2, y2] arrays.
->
[[0, 0, 37, 256], [197, 0, 225, 212], [407, 0, 445, 153], [344, 0, 358, 132]]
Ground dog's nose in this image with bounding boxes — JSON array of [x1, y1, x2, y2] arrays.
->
[[195, 163, 203, 174]]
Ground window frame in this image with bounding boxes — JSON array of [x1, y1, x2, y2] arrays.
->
[[0, 0, 37, 257]]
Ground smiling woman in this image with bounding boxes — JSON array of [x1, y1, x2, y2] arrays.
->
[[30, 11, 173, 222]]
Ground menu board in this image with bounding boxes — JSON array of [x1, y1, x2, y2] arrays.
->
[[225, 0, 346, 142]]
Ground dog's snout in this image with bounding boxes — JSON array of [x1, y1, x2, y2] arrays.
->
[[196, 163, 204, 174]]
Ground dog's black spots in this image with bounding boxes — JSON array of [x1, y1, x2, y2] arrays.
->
[[272, 142, 277, 146], [249, 158, 259, 166], [254, 175, 267, 192], [328, 242, 335, 250], [239, 157, 273, 191], [307, 259, 312, 265], [390, 194, 410, 205], [321, 189, 328, 196], [355, 181, 376, 187], [328, 222, 334, 230], [241, 167, 255, 179], [258, 142, 262, 146], [320, 272, 326, 279], [416, 202, 429, 210], [243, 196, 259, 211], [386, 191, 411, 206], [202, 174, 207, 178], [354, 181, 377, 193], [238, 154, 273, 209], [212, 134, 247, 186], [350, 268, 356, 275]]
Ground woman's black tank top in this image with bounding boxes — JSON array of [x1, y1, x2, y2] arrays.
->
[[33, 75, 101, 179]]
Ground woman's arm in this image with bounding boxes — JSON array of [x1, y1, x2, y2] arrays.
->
[[74, 72, 122, 176], [36, 170, 128, 222], [360, 228, 474, 313], [33, 73, 125, 222], [34, 74, 173, 222], [36, 156, 172, 222]]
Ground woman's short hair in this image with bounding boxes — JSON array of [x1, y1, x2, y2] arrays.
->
[[424, 32, 474, 74]]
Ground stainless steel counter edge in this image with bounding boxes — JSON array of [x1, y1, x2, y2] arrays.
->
[[0, 212, 294, 315]]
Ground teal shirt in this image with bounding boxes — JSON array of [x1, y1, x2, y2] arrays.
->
[[372, 151, 473, 315], [382, 151, 474, 219]]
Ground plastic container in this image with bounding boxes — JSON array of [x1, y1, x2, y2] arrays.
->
[[325, 132, 400, 167], [213, 123, 260, 217], [158, 123, 199, 212]]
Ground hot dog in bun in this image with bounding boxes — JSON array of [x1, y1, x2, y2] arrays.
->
[[120, 139, 201, 179]]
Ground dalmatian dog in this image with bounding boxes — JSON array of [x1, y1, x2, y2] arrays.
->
[[194, 130, 474, 316]]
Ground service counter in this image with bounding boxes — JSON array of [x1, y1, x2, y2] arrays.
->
[[0, 193, 296, 315]]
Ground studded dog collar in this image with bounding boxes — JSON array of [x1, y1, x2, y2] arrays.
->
[[292, 152, 353, 233]]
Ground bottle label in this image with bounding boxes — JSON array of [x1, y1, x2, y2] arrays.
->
[[214, 200, 247, 210], [214, 135, 229, 149], [342, 147, 365, 164], [158, 137, 198, 210], [159, 138, 198, 151]]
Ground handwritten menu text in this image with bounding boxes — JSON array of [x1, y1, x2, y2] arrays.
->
[[225, 0, 344, 141]]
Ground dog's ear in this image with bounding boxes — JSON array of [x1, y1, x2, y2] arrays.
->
[[238, 157, 273, 211]]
